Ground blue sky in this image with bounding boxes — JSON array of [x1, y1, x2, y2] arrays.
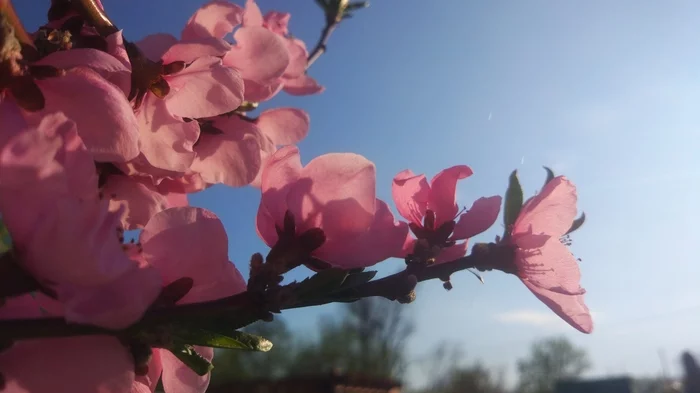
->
[[15, 0, 700, 387]]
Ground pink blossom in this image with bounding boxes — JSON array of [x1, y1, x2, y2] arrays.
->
[[102, 175, 189, 230], [131, 207, 247, 393], [0, 336, 136, 393], [249, 107, 311, 187], [507, 176, 593, 333], [130, 33, 244, 174], [392, 166, 501, 263], [256, 146, 407, 269], [190, 115, 262, 187], [0, 112, 161, 329]]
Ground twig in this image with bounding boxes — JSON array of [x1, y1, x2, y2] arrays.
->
[[0, 244, 513, 341], [71, 0, 118, 37], [306, 21, 338, 69]]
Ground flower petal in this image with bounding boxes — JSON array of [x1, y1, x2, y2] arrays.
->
[[133, 350, 163, 393], [392, 169, 429, 226], [255, 201, 279, 247], [0, 336, 135, 393], [59, 261, 161, 329], [243, 78, 284, 102], [136, 95, 200, 174], [161, 346, 213, 393], [256, 107, 309, 145], [514, 176, 577, 237], [136, 33, 178, 62], [162, 38, 231, 65], [35, 68, 140, 162], [287, 152, 376, 237], [515, 237, 583, 295], [243, 0, 264, 26], [140, 207, 245, 299], [283, 38, 308, 79], [428, 165, 473, 227], [191, 115, 262, 187], [314, 199, 409, 268], [283, 74, 324, 96], [260, 145, 302, 227], [224, 26, 289, 83], [103, 175, 186, 230], [522, 279, 593, 333], [435, 241, 469, 264], [182, 1, 244, 41], [263, 11, 291, 36], [165, 57, 243, 119], [451, 196, 502, 240]]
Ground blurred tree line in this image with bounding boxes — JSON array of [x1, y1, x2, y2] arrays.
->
[[210, 297, 591, 393]]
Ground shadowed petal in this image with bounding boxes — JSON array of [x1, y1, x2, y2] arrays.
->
[[392, 169, 429, 226], [451, 196, 502, 240], [256, 108, 309, 145], [428, 165, 473, 227], [182, 1, 244, 41]]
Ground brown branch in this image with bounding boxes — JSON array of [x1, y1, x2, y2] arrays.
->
[[306, 21, 338, 70], [0, 244, 513, 341]]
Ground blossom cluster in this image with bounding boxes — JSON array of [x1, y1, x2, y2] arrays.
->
[[0, 0, 592, 392]]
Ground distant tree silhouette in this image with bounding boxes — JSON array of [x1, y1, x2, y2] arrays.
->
[[517, 336, 590, 393]]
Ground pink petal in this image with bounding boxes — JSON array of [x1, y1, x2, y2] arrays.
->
[[132, 350, 163, 393], [249, 134, 276, 188], [182, 1, 244, 41], [161, 346, 213, 393], [59, 262, 162, 329], [243, 0, 264, 26], [165, 57, 243, 119], [191, 115, 262, 187], [451, 196, 502, 240], [36, 47, 131, 97], [284, 38, 308, 79], [522, 280, 593, 333], [106, 31, 131, 70], [282, 74, 324, 96], [35, 68, 140, 162], [287, 152, 376, 238], [260, 145, 302, 227], [391, 169, 429, 226], [243, 78, 284, 102], [0, 336, 135, 393], [23, 198, 132, 287], [0, 295, 43, 319], [263, 11, 291, 36], [256, 108, 309, 145], [136, 33, 178, 62], [314, 199, 409, 268], [514, 176, 577, 238], [0, 98, 26, 147], [224, 27, 290, 83], [515, 237, 583, 295], [434, 241, 469, 264], [183, 261, 247, 303], [157, 173, 207, 194], [161, 38, 231, 65], [103, 175, 184, 230], [140, 207, 246, 299], [255, 201, 279, 247], [428, 165, 473, 227], [135, 94, 200, 174]]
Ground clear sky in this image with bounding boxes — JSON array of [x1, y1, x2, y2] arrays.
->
[[15, 0, 700, 387]]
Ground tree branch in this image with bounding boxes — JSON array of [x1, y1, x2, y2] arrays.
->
[[0, 244, 513, 341]]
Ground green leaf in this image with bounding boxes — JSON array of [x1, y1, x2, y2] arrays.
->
[[565, 212, 586, 235], [294, 268, 349, 300], [170, 325, 273, 352], [543, 166, 555, 188], [168, 344, 213, 376], [503, 170, 524, 236]]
